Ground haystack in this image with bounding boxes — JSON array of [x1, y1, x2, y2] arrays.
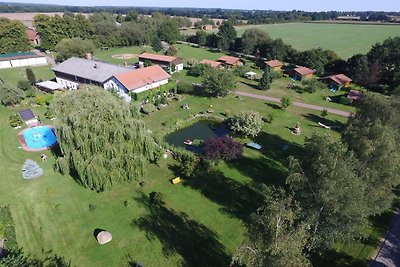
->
[[96, 231, 112, 245]]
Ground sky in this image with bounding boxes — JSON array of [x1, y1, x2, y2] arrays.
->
[[6, 0, 400, 12]]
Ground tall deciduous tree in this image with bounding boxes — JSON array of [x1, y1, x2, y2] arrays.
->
[[259, 68, 271, 90], [241, 28, 270, 55], [157, 20, 180, 43], [55, 38, 95, 62], [52, 87, 154, 191], [202, 68, 236, 97], [233, 190, 311, 267], [343, 93, 400, 215], [203, 136, 243, 161], [217, 20, 236, 50], [287, 134, 369, 249], [0, 18, 31, 53], [229, 111, 263, 137]]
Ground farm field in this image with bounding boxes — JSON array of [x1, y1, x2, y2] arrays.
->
[[183, 22, 400, 58]]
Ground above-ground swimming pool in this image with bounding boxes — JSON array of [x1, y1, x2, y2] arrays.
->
[[19, 126, 58, 151]]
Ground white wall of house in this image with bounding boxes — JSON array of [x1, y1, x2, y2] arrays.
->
[[55, 77, 79, 90], [131, 79, 169, 93], [104, 79, 132, 102], [105, 77, 169, 102], [0, 57, 47, 69], [0, 61, 12, 69], [175, 63, 184, 72]]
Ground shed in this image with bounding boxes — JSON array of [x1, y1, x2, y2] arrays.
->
[[265, 60, 283, 71], [347, 90, 364, 102], [322, 74, 352, 89], [35, 81, 64, 93], [292, 66, 315, 80]]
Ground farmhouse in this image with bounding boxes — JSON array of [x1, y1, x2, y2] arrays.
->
[[138, 53, 183, 73], [265, 60, 283, 71], [292, 66, 315, 80], [0, 52, 47, 69], [200, 59, 223, 68], [52, 57, 131, 89], [218, 55, 243, 67], [322, 74, 352, 89], [105, 65, 171, 101], [26, 28, 40, 45]]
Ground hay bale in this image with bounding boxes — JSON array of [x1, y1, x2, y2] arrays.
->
[[96, 231, 112, 245]]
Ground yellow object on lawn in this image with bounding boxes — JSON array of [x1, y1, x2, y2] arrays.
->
[[171, 177, 181, 184]]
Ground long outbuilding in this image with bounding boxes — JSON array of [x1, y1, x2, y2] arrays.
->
[[0, 52, 47, 69]]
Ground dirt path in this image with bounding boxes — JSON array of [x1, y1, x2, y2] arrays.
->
[[234, 91, 351, 117]]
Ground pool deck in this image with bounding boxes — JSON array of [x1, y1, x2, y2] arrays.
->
[[17, 125, 58, 152]]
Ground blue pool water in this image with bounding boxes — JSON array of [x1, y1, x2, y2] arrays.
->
[[22, 126, 57, 149]]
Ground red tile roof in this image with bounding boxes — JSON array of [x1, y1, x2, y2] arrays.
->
[[26, 29, 38, 41], [138, 52, 179, 63], [114, 65, 171, 91], [294, 66, 315, 76], [218, 55, 241, 65], [265, 60, 283, 68], [327, 74, 352, 85], [200, 59, 222, 68], [347, 90, 364, 101]]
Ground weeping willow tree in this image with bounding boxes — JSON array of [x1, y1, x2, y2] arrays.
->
[[52, 87, 154, 191]]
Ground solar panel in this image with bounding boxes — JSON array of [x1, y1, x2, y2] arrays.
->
[[18, 109, 36, 121]]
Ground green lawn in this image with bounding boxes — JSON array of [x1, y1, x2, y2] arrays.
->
[[93, 45, 154, 66], [0, 65, 54, 86], [236, 76, 357, 113], [0, 91, 352, 266], [183, 22, 400, 59], [175, 44, 225, 63]]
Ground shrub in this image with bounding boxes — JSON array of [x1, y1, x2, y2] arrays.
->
[[204, 136, 243, 161], [36, 95, 47, 106], [177, 82, 193, 94], [174, 148, 198, 177], [149, 192, 165, 205], [154, 98, 161, 106], [25, 89, 36, 98], [0, 84, 24, 106], [321, 109, 328, 118], [188, 63, 212, 77], [165, 45, 177, 56], [9, 113, 23, 127], [22, 159, 43, 180], [265, 113, 275, 123], [233, 65, 251, 77], [192, 139, 203, 147], [141, 103, 156, 114], [160, 97, 168, 105], [302, 78, 327, 93], [229, 111, 263, 137], [17, 79, 32, 91], [280, 96, 291, 109], [26, 67, 36, 84], [339, 96, 353, 105], [45, 107, 54, 119], [224, 109, 232, 117], [88, 204, 97, 211], [130, 92, 138, 101]]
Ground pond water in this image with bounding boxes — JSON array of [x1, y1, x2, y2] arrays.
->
[[165, 120, 229, 153]]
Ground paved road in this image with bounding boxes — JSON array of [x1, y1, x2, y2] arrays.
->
[[234, 91, 351, 117], [370, 209, 400, 267]]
